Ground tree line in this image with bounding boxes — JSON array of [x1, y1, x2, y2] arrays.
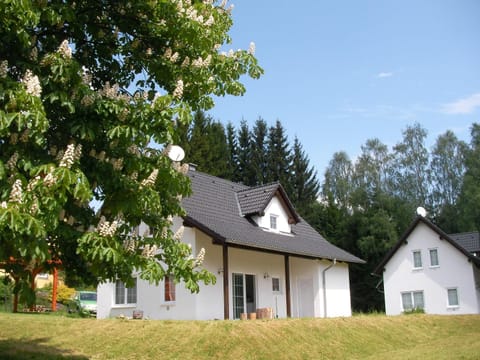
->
[[178, 115, 480, 312], [176, 111, 320, 215]]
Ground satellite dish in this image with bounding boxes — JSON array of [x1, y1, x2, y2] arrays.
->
[[167, 145, 185, 162], [416, 206, 427, 217]]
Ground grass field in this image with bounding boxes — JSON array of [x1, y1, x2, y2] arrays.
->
[[0, 313, 479, 359]]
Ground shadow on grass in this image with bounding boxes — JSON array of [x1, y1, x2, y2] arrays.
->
[[0, 338, 88, 360]]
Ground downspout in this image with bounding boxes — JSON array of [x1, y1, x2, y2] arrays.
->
[[322, 258, 336, 318]]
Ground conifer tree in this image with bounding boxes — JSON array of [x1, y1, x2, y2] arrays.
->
[[266, 120, 291, 192], [250, 118, 269, 185], [289, 137, 320, 213]]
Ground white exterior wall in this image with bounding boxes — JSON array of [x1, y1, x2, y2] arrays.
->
[[253, 196, 292, 234], [289, 258, 352, 318], [97, 215, 355, 320], [383, 222, 480, 315]]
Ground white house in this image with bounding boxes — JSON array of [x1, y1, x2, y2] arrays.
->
[[374, 215, 480, 315], [97, 169, 364, 320]]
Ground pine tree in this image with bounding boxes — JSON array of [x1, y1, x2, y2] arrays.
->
[[225, 122, 238, 180], [266, 120, 291, 192], [250, 118, 269, 185], [290, 137, 320, 213], [236, 120, 254, 185], [179, 111, 230, 177]]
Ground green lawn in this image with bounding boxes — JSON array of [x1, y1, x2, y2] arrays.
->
[[0, 313, 479, 359]]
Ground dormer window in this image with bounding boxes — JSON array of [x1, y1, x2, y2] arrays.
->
[[270, 214, 278, 230]]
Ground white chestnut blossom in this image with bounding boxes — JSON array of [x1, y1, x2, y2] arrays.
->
[[248, 42, 256, 55], [27, 176, 41, 192], [1, 201, 7, 209], [181, 56, 190, 67], [142, 244, 158, 258], [6, 152, 19, 171], [57, 40, 72, 59], [59, 144, 76, 168], [9, 179, 23, 204], [195, 247, 205, 266], [124, 238, 137, 252], [204, 15, 214, 26], [141, 169, 159, 187], [173, 226, 184, 241], [173, 79, 184, 99], [43, 168, 56, 187], [22, 70, 42, 97], [97, 217, 118, 237], [0, 60, 8, 78]]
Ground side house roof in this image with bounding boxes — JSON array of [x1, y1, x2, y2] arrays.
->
[[449, 232, 480, 254], [373, 216, 480, 275], [182, 171, 364, 264]]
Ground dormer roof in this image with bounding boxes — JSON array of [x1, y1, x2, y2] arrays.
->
[[236, 182, 300, 224]]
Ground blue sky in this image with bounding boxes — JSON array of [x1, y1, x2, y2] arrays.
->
[[207, 0, 480, 177]]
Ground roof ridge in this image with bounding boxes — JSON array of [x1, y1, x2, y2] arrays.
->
[[188, 169, 249, 189], [236, 181, 281, 194]]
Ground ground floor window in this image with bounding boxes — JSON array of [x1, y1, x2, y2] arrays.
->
[[447, 288, 459, 307], [401, 290, 424, 311], [272, 277, 281, 292], [115, 278, 137, 305], [164, 275, 176, 302]]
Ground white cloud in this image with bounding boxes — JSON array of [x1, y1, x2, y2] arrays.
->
[[442, 93, 480, 114], [376, 72, 393, 78]]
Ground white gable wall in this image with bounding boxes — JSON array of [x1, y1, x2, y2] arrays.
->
[[253, 196, 292, 233], [383, 222, 480, 315]]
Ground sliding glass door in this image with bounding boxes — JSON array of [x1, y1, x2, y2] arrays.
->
[[232, 273, 256, 319]]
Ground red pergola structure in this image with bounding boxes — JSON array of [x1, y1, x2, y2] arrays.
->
[[0, 257, 62, 312]]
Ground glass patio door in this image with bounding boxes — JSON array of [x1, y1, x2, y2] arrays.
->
[[232, 273, 256, 319]]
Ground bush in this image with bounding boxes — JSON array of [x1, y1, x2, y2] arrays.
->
[[48, 284, 76, 304]]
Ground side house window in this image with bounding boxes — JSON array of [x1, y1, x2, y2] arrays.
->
[[401, 291, 424, 311], [165, 275, 176, 302], [447, 288, 459, 307], [429, 248, 439, 267], [115, 279, 137, 305], [412, 250, 422, 269]]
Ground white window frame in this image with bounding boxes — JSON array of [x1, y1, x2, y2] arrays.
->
[[270, 214, 278, 231], [114, 278, 137, 306], [401, 291, 424, 312], [429, 248, 439, 267], [412, 250, 423, 269], [447, 288, 459, 308]]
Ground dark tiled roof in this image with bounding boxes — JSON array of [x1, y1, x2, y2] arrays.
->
[[237, 183, 281, 216], [450, 232, 480, 253], [373, 216, 480, 275], [182, 171, 364, 264], [237, 182, 300, 223]]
